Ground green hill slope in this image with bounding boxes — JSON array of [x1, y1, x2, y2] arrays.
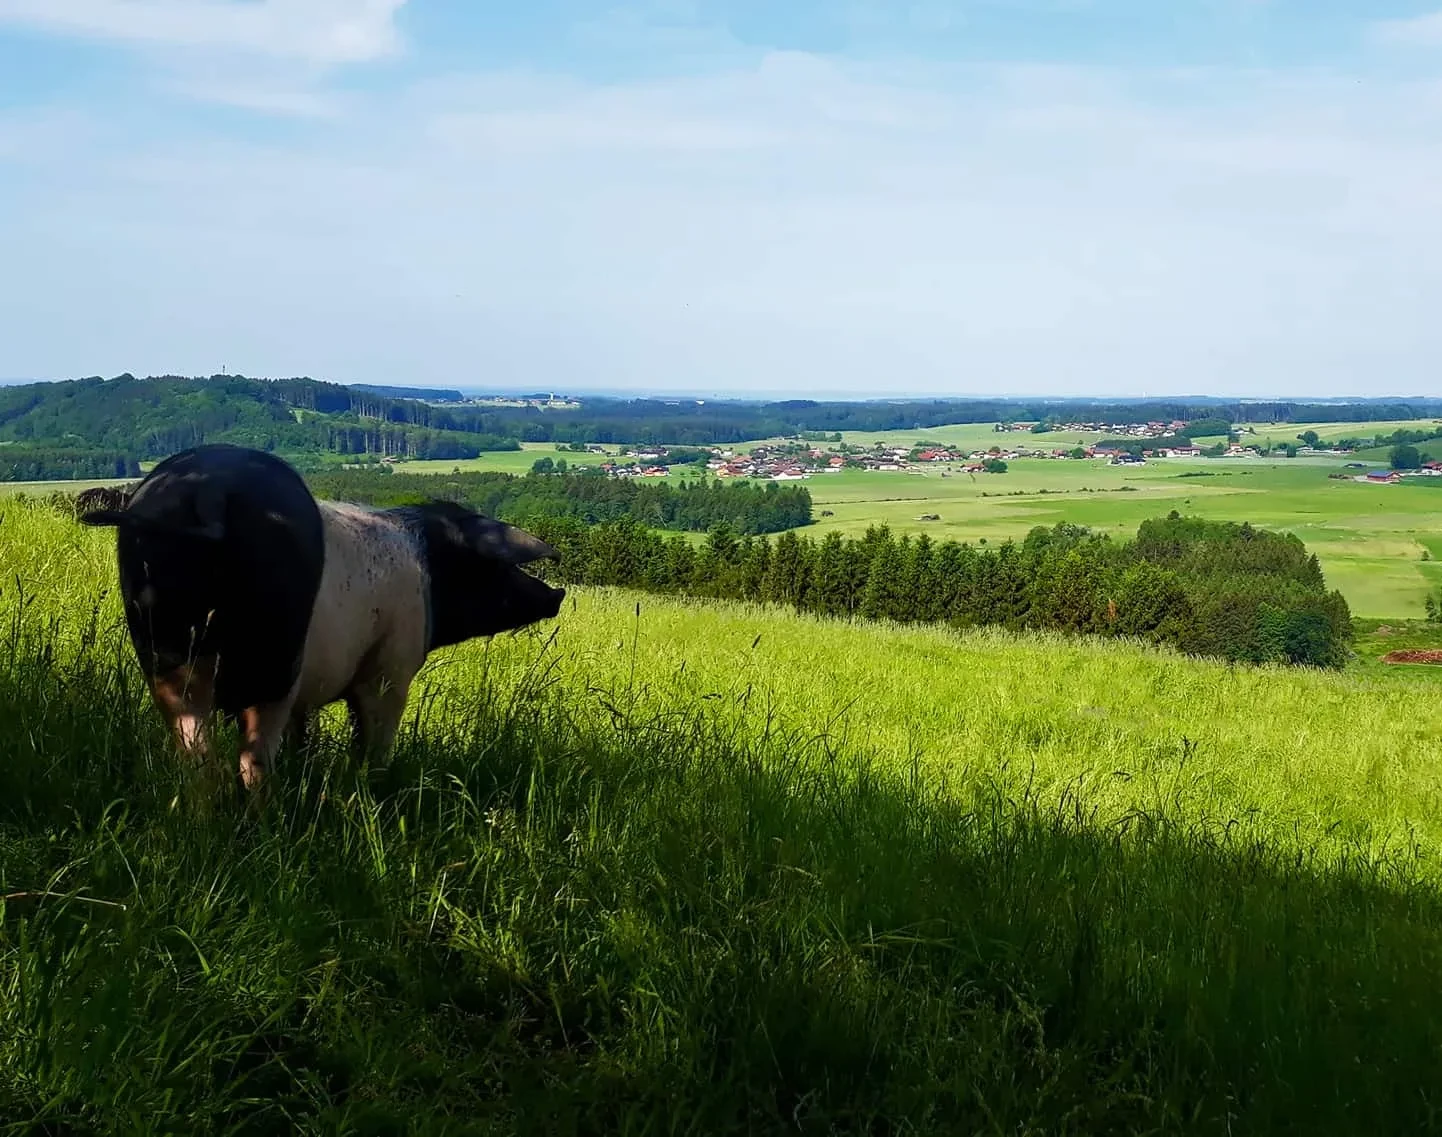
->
[[4, 500, 1442, 1133], [0, 373, 521, 478]]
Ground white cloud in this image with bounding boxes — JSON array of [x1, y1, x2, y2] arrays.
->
[[4, 50, 1442, 396], [0, 0, 407, 64], [166, 72, 353, 118], [1371, 10, 1442, 48]]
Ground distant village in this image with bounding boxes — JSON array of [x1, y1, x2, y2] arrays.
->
[[465, 393, 583, 410], [993, 418, 1195, 439], [591, 429, 1362, 482]]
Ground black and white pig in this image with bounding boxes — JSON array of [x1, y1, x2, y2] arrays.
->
[[81, 443, 565, 793]]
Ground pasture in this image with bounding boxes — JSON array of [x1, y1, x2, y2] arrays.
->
[[802, 457, 1442, 619], [1241, 418, 1442, 448], [5, 419, 1442, 618], [395, 442, 616, 477], [5, 498, 1442, 1132]]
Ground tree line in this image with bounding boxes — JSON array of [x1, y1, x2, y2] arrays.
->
[[13, 375, 1442, 465], [402, 398, 1442, 445], [0, 448, 142, 482], [0, 375, 520, 477], [520, 513, 1353, 669], [303, 468, 814, 535]]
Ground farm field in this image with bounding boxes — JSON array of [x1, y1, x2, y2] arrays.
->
[[1241, 418, 1442, 447], [5, 498, 1442, 1132], [802, 457, 1442, 619], [5, 420, 1442, 618], [396, 442, 618, 477], [817, 418, 1442, 454]]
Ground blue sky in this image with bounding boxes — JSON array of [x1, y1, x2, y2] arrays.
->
[[2, 2, 1441, 399]]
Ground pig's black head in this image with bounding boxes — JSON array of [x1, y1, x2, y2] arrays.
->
[[392, 500, 566, 651]]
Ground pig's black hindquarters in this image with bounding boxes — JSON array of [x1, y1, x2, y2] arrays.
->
[[86, 444, 327, 717]]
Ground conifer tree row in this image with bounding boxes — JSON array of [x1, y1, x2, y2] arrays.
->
[[304, 469, 813, 535], [525, 512, 1353, 669]]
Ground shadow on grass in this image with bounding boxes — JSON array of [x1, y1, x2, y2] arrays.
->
[[2, 621, 1442, 1135]]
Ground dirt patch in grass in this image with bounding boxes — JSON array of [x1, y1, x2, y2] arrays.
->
[[1381, 649, 1442, 664]]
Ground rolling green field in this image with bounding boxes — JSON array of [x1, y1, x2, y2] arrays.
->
[[5, 498, 1442, 1132], [1241, 418, 1442, 447], [745, 420, 1442, 619], [396, 443, 619, 477], [6, 421, 1442, 619], [804, 457, 1442, 619]]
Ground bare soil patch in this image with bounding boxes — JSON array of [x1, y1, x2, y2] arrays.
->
[[1381, 649, 1442, 664]]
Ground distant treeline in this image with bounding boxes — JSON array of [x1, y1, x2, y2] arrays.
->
[[524, 513, 1353, 669], [349, 384, 465, 402], [0, 448, 142, 482], [304, 468, 813, 536], [1331, 425, 1442, 452], [9, 375, 1442, 470], [0, 375, 519, 477], [403, 397, 1442, 446]]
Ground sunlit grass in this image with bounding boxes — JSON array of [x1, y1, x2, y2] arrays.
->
[[5, 498, 1442, 1132]]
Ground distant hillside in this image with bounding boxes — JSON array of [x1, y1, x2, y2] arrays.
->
[[9, 372, 1442, 481], [349, 383, 465, 402], [0, 373, 519, 480]]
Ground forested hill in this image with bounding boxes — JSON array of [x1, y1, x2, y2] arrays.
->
[[0, 374, 520, 480], [8, 371, 1442, 481]]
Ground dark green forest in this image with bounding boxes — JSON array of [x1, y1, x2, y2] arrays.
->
[[0, 448, 141, 482], [8, 373, 1442, 480], [304, 469, 813, 535], [349, 384, 465, 401], [521, 513, 1353, 670], [0, 375, 519, 479]]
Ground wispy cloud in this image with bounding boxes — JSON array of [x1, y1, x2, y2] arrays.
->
[[3, 14, 1442, 396], [1370, 10, 1442, 48], [0, 0, 408, 64], [158, 75, 346, 119]]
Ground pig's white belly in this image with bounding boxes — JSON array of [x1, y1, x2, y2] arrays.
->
[[291, 502, 429, 712]]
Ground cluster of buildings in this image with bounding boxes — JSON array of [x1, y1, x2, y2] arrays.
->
[[1358, 462, 1442, 484], [602, 462, 671, 478], [1092, 442, 1203, 462], [996, 420, 1192, 439], [591, 431, 1363, 483], [708, 445, 844, 480], [467, 393, 582, 410]]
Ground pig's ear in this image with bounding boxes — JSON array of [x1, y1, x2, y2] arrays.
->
[[463, 515, 557, 565], [81, 510, 226, 541], [79, 482, 226, 542], [78, 509, 128, 528]]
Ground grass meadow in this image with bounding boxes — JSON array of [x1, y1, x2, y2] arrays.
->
[[6, 498, 1442, 1132], [392, 422, 1442, 619], [7, 419, 1442, 619], [804, 457, 1442, 619]]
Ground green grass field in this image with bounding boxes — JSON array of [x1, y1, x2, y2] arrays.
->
[[372, 423, 1442, 621], [5, 499, 1442, 1132], [6, 421, 1442, 619], [398, 443, 621, 477], [739, 420, 1442, 619], [802, 458, 1442, 619], [1241, 418, 1442, 447]]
